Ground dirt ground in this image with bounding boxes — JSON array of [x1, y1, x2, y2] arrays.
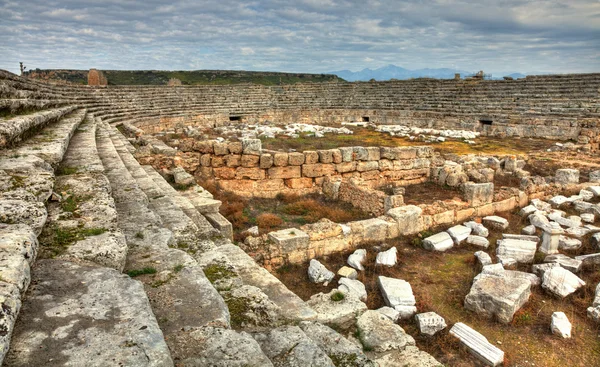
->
[[274, 210, 600, 367]]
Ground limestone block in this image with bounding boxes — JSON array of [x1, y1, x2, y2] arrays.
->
[[268, 228, 310, 253], [376, 247, 397, 267], [225, 154, 241, 168], [544, 254, 582, 273], [302, 163, 335, 178], [331, 149, 342, 164], [579, 189, 594, 201], [267, 166, 301, 179], [449, 323, 504, 367], [308, 259, 335, 284], [235, 167, 265, 180], [482, 215, 509, 230], [213, 167, 236, 179], [501, 234, 540, 243], [366, 147, 380, 161], [380, 147, 416, 160], [228, 141, 243, 154], [288, 152, 305, 166], [339, 147, 354, 162], [464, 221, 489, 237], [447, 225, 472, 245], [464, 273, 531, 324], [304, 151, 319, 164], [285, 177, 314, 189], [377, 276, 416, 314], [193, 140, 214, 153], [353, 146, 368, 161], [211, 156, 225, 168], [542, 267, 585, 298], [559, 235, 582, 250], [379, 159, 393, 171], [387, 205, 422, 235], [242, 138, 261, 155], [315, 150, 332, 164], [259, 154, 274, 169], [575, 253, 600, 268], [240, 154, 260, 168], [519, 205, 538, 217], [301, 218, 343, 241], [551, 312, 572, 338], [349, 218, 389, 243], [347, 249, 367, 271], [474, 251, 492, 266], [337, 266, 357, 280], [522, 225, 536, 235], [532, 263, 560, 277], [0, 200, 47, 236], [338, 277, 367, 301], [581, 213, 595, 223], [463, 182, 494, 206], [357, 161, 379, 172], [423, 232, 454, 252], [200, 154, 211, 167], [356, 310, 415, 353], [307, 289, 368, 329], [335, 161, 357, 173], [213, 142, 229, 155], [273, 152, 288, 167], [555, 169, 579, 185], [415, 312, 447, 336], [467, 235, 490, 249], [496, 238, 537, 264], [540, 228, 561, 254]]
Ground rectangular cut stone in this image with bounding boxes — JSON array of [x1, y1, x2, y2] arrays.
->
[[288, 152, 305, 166], [259, 154, 274, 169], [339, 147, 354, 162], [449, 323, 504, 367], [268, 228, 310, 253], [224, 154, 241, 167], [213, 142, 229, 155], [241, 154, 260, 167], [317, 150, 334, 163], [349, 218, 389, 242], [387, 205, 422, 235], [268, 166, 301, 179], [380, 147, 416, 160], [353, 146, 368, 161], [463, 183, 494, 207], [365, 147, 380, 161], [357, 161, 379, 172], [284, 178, 314, 189], [496, 239, 537, 264], [423, 232, 454, 252], [235, 167, 265, 180], [211, 156, 225, 168], [228, 141, 243, 154], [336, 162, 357, 173], [378, 276, 416, 308], [213, 167, 236, 179], [304, 151, 319, 164], [447, 225, 472, 245], [242, 138, 261, 155], [331, 149, 342, 164], [302, 164, 335, 178], [273, 153, 288, 167]]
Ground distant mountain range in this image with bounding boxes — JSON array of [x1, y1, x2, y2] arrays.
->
[[327, 64, 528, 81]]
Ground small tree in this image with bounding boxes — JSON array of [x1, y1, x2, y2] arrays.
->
[[19, 62, 27, 76]]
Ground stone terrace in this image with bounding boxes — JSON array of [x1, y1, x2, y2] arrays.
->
[[0, 69, 599, 366]]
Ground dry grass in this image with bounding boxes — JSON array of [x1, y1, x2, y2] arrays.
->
[[273, 211, 600, 366], [256, 213, 283, 231]]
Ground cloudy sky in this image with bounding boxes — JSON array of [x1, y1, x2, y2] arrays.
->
[[1, 0, 599, 75]]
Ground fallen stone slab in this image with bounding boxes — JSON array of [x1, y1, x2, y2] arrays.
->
[[464, 221, 489, 237], [555, 169, 579, 185], [551, 312, 572, 338], [531, 198, 552, 212], [355, 310, 415, 353], [521, 225, 537, 235], [423, 232, 454, 252], [299, 321, 375, 367], [548, 195, 569, 208], [575, 253, 600, 268], [372, 346, 442, 367], [5, 259, 173, 367], [348, 249, 367, 271], [542, 267, 586, 298], [467, 235, 490, 249], [587, 186, 600, 196], [446, 225, 472, 245], [559, 235, 582, 250], [377, 276, 417, 319], [465, 272, 531, 324], [496, 238, 537, 264], [415, 312, 447, 336], [544, 254, 582, 273], [308, 259, 335, 284], [529, 212, 551, 229], [581, 213, 595, 223], [253, 325, 334, 367], [338, 277, 367, 302], [474, 251, 492, 266], [449, 322, 504, 367], [532, 263, 560, 277], [501, 233, 540, 244], [376, 246, 397, 267], [376, 306, 400, 322], [579, 189, 594, 201], [519, 205, 538, 217], [565, 226, 590, 238], [483, 216, 509, 230]]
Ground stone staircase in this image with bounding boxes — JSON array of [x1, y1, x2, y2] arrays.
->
[[0, 71, 449, 366]]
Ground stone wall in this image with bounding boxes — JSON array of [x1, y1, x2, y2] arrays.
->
[[139, 138, 434, 198]]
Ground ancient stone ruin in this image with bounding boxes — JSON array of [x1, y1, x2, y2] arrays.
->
[[0, 69, 599, 366]]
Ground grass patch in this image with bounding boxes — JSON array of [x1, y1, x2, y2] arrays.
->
[[127, 267, 157, 277], [330, 291, 345, 302], [224, 296, 250, 328], [39, 225, 108, 258], [203, 264, 236, 284], [135, 231, 145, 239], [56, 166, 78, 176], [173, 264, 184, 273]]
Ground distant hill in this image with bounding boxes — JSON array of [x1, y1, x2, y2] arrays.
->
[[328, 65, 531, 81], [23, 69, 343, 86]]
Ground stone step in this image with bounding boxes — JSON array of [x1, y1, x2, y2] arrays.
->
[[0, 106, 77, 148], [95, 122, 232, 361], [449, 322, 504, 367], [0, 98, 70, 115], [196, 242, 318, 322], [5, 259, 174, 367]]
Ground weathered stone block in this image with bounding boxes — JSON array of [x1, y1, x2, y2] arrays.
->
[[331, 149, 343, 164], [242, 139, 261, 155], [317, 150, 334, 164], [235, 167, 265, 180], [339, 147, 354, 162], [213, 167, 236, 180], [304, 151, 319, 164], [555, 169, 579, 185], [335, 161, 357, 173], [288, 152, 305, 166], [302, 164, 335, 178], [259, 154, 274, 169], [273, 152, 288, 167], [387, 205, 422, 235], [268, 166, 301, 179], [366, 147, 380, 161], [213, 142, 229, 155], [353, 146, 368, 161], [268, 228, 310, 253], [357, 161, 379, 172], [211, 156, 225, 168], [241, 154, 260, 168], [284, 177, 314, 189], [423, 232, 454, 252], [225, 154, 241, 167], [228, 141, 243, 154], [463, 182, 494, 207]]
